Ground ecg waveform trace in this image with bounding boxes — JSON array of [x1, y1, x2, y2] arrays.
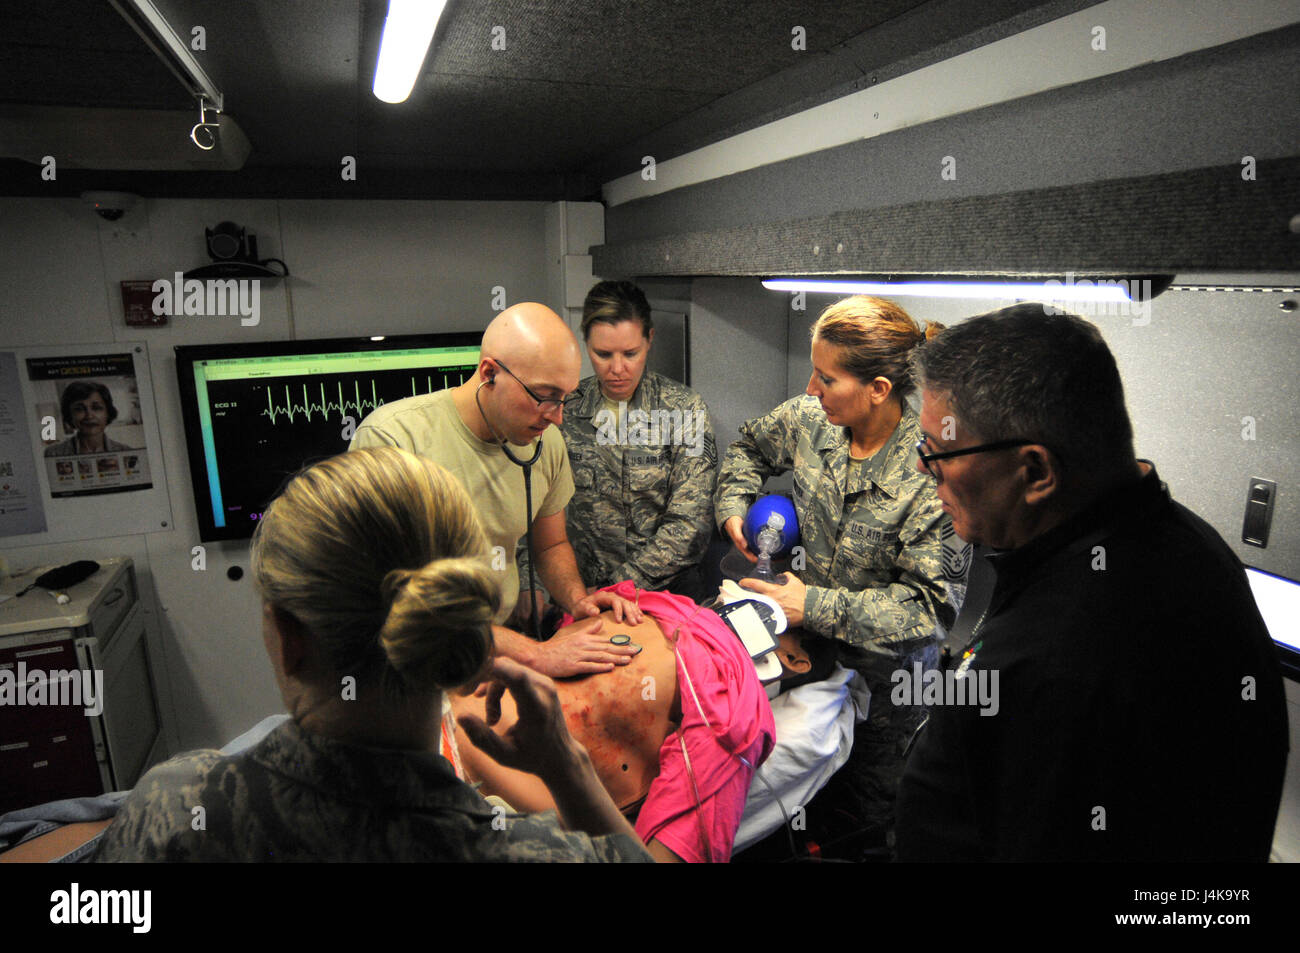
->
[[259, 372, 471, 426]]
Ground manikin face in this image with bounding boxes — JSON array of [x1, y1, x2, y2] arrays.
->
[[806, 338, 876, 429], [587, 320, 653, 403], [486, 355, 579, 446], [917, 389, 1024, 548], [70, 393, 109, 437]]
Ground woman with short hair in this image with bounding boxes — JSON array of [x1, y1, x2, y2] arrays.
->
[[556, 280, 717, 598], [43, 380, 135, 457]]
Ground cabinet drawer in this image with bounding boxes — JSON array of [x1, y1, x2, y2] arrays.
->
[[90, 565, 136, 652]]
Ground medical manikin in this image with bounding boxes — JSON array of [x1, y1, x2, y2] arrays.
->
[[452, 583, 821, 863]]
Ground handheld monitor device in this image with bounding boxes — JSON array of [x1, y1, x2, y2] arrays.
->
[[717, 600, 781, 658], [716, 582, 789, 682], [175, 333, 482, 541]]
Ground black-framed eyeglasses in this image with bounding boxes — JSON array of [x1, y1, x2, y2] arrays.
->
[[915, 438, 1044, 478], [492, 359, 578, 413]]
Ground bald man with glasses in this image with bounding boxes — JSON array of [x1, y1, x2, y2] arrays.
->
[[351, 303, 642, 678], [896, 303, 1288, 862]]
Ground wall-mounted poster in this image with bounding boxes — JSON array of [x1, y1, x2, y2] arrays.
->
[[0, 351, 49, 536], [26, 352, 154, 498]]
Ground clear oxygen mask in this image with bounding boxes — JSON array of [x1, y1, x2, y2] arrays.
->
[[749, 513, 786, 583]]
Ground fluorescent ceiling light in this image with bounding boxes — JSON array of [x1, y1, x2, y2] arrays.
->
[[373, 0, 447, 104], [761, 278, 1136, 303]]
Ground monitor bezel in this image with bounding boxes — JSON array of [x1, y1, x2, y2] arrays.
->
[[1244, 564, 1300, 682], [174, 332, 483, 542]]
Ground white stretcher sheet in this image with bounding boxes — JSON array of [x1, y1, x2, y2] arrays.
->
[[733, 663, 871, 853]]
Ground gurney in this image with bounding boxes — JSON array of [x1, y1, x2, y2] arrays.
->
[[1, 593, 867, 863]]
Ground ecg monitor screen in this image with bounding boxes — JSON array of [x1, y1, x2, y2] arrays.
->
[[1245, 566, 1300, 681], [175, 333, 481, 541], [1246, 567, 1300, 651]]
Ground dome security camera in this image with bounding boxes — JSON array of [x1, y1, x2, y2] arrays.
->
[[81, 191, 142, 221]]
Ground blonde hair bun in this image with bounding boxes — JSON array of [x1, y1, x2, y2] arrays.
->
[[379, 557, 497, 692], [251, 447, 499, 698], [811, 295, 932, 399]]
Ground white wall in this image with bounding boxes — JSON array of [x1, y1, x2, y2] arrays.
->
[[784, 285, 1300, 578], [779, 281, 1300, 860], [681, 278, 791, 455], [0, 196, 554, 752]]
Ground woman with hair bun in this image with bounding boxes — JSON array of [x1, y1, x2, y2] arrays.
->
[[98, 448, 651, 862], [714, 295, 954, 856]]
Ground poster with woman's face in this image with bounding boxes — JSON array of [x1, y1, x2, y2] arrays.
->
[[26, 352, 154, 497]]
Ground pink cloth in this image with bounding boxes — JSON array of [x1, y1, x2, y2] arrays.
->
[[564, 582, 776, 862]]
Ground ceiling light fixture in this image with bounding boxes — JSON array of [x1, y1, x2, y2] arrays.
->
[[373, 0, 447, 104], [110, 0, 228, 152], [761, 276, 1171, 303], [110, 0, 223, 110]]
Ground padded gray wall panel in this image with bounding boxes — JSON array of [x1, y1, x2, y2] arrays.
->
[[604, 25, 1300, 246], [595, 157, 1300, 277]]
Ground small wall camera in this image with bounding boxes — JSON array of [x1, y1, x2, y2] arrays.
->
[[206, 221, 258, 263], [81, 191, 142, 221]]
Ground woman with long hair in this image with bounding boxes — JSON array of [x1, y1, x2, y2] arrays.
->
[[715, 295, 953, 857], [98, 448, 651, 862]]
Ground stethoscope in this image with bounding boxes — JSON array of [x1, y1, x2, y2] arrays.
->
[[475, 377, 544, 639]]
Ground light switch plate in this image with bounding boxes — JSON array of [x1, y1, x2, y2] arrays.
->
[[1242, 477, 1276, 547]]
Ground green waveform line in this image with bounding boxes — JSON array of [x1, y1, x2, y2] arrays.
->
[[261, 373, 469, 425], [412, 371, 465, 394], [263, 380, 384, 425]]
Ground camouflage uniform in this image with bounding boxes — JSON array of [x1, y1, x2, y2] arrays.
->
[[95, 720, 652, 863], [556, 372, 717, 594], [715, 395, 958, 848]]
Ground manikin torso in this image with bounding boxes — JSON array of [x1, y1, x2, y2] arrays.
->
[[452, 611, 680, 813]]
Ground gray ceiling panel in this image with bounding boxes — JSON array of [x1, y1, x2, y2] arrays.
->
[[363, 73, 713, 168], [1, 0, 1073, 197], [0, 0, 188, 108], [428, 0, 920, 92], [584, 0, 1090, 180]]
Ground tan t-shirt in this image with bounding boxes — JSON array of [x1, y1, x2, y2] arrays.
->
[[349, 390, 574, 621]]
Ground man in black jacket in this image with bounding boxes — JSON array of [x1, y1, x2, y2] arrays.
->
[[896, 304, 1288, 861]]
